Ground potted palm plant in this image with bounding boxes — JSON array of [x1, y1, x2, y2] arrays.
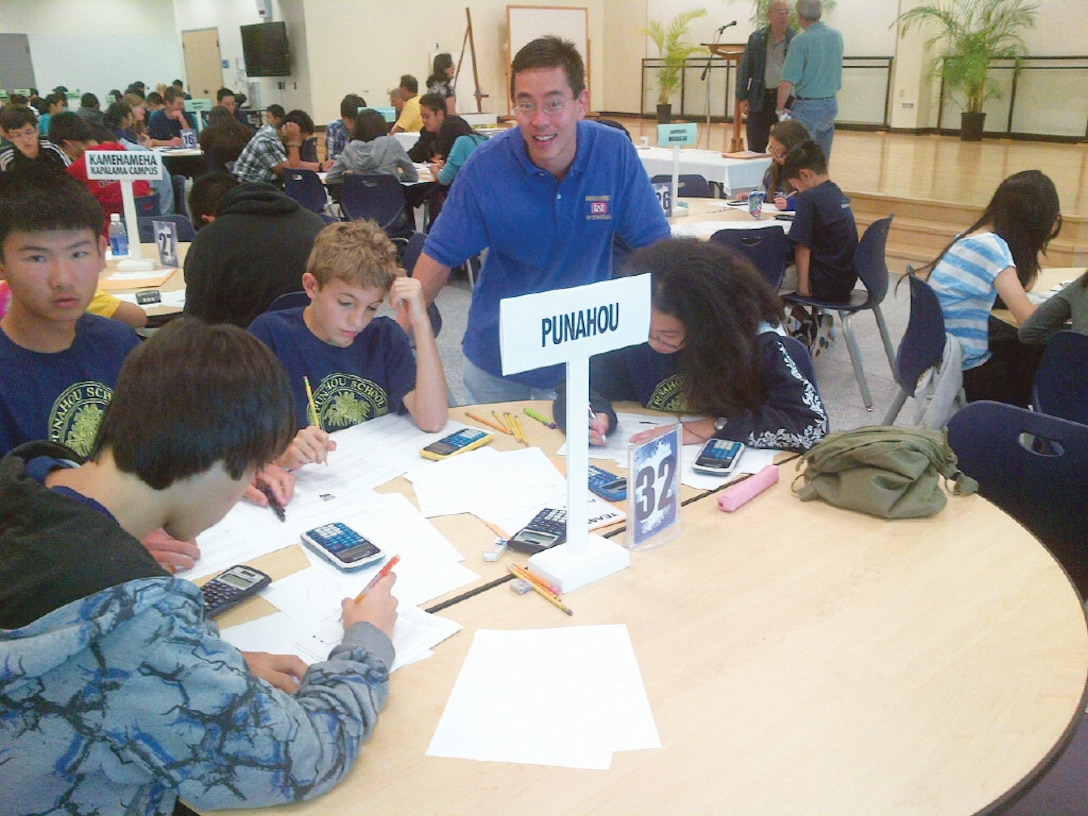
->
[[643, 9, 708, 124], [896, 0, 1039, 141]]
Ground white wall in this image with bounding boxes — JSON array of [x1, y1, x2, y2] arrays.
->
[[0, 0, 182, 98]]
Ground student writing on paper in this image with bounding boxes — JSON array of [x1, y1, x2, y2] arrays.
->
[[250, 220, 448, 469], [926, 169, 1062, 406], [554, 238, 828, 452], [0, 319, 399, 815]]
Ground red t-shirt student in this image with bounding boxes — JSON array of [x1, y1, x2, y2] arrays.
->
[[67, 143, 152, 228]]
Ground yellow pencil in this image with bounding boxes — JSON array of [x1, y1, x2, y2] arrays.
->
[[511, 414, 529, 446], [509, 563, 561, 596], [467, 411, 511, 435], [492, 410, 513, 434], [505, 412, 526, 445], [303, 376, 319, 427], [521, 578, 573, 616]]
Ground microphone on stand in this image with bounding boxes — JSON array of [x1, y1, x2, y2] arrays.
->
[[702, 22, 739, 80]]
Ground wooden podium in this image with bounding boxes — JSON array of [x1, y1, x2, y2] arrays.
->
[[704, 43, 747, 151]]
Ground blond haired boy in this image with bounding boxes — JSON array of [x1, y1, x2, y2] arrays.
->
[[249, 220, 447, 469]]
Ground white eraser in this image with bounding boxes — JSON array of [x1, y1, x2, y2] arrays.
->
[[717, 465, 779, 512]]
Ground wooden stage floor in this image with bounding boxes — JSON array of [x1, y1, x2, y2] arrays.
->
[[609, 117, 1088, 218]]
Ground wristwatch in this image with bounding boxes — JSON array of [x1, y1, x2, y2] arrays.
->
[[714, 417, 729, 432]]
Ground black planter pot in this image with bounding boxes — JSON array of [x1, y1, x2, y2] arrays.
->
[[656, 103, 672, 124], [961, 111, 986, 141]]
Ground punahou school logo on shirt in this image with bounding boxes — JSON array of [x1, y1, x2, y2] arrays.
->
[[50, 381, 114, 457], [314, 374, 390, 430], [647, 374, 686, 413]]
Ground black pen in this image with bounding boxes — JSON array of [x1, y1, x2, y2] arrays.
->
[[258, 484, 286, 522]]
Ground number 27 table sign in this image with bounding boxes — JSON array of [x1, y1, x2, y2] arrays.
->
[[626, 423, 683, 550]]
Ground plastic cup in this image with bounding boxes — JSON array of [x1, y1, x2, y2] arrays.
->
[[748, 190, 765, 219]]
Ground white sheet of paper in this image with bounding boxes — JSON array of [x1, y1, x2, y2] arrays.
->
[[428, 624, 660, 769]]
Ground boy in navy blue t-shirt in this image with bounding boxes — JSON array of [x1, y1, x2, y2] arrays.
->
[[249, 220, 448, 470], [782, 139, 858, 355]]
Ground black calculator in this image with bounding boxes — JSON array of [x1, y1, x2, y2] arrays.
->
[[588, 465, 627, 502], [507, 508, 567, 554], [200, 564, 271, 618]]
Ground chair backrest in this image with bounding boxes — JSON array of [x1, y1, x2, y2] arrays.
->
[[136, 214, 196, 243], [402, 231, 427, 276], [135, 194, 160, 217], [1032, 330, 1088, 424], [947, 400, 1088, 595], [853, 216, 894, 308], [650, 174, 713, 198], [710, 226, 790, 290], [265, 291, 310, 312], [340, 174, 408, 235], [284, 169, 328, 213], [894, 271, 946, 398]]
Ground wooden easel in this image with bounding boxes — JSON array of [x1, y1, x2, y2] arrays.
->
[[705, 42, 747, 151], [456, 7, 489, 113]]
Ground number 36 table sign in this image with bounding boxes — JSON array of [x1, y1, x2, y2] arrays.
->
[[626, 423, 683, 550]]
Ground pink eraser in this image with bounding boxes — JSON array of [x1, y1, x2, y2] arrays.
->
[[717, 464, 779, 512]]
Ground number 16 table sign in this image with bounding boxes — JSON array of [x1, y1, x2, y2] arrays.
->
[[627, 423, 683, 550]]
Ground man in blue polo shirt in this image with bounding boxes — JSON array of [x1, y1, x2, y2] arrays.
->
[[411, 35, 670, 403], [776, 0, 843, 160], [147, 86, 196, 147]]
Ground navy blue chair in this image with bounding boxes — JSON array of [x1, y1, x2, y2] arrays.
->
[[883, 270, 948, 425], [947, 400, 1088, 596], [650, 174, 713, 198], [136, 214, 196, 243], [284, 169, 330, 214], [710, 226, 791, 290], [1031, 330, 1088, 425], [340, 174, 413, 241], [402, 231, 442, 338], [265, 291, 309, 312], [782, 216, 897, 410]]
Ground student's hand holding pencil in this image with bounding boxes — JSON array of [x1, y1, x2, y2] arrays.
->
[[279, 426, 337, 469], [341, 571, 398, 637], [244, 463, 296, 509]]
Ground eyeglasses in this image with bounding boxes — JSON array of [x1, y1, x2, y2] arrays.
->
[[648, 332, 685, 351], [513, 97, 574, 118]]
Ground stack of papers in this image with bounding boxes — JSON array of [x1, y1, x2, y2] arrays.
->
[[428, 624, 660, 768]]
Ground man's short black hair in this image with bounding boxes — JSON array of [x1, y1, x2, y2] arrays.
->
[[0, 166, 104, 259], [339, 93, 366, 120], [399, 74, 418, 95], [781, 139, 828, 181], [172, 79, 185, 88], [216, 87, 235, 102], [419, 93, 446, 116], [145, 91, 161, 105], [80, 93, 99, 109], [265, 104, 285, 121], [47, 111, 93, 146], [188, 171, 240, 229], [0, 105, 38, 133], [510, 36, 586, 98], [92, 319, 296, 490], [284, 109, 315, 136]]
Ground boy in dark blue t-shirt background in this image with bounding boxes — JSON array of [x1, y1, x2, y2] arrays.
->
[[781, 139, 858, 355]]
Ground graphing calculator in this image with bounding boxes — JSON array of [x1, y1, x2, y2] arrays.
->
[[200, 564, 271, 618], [693, 438, 746, 476], [588, 465, 627, 502], [419, 427, 493, 461], [507, 508, 567, 554], [301, 522, 384, 570]]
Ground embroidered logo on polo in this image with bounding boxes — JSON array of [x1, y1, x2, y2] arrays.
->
[[586, 195, 612, 220], [314, 374, 389, 430], [647, 375, 686, 413], [50, 381, 114, 457]]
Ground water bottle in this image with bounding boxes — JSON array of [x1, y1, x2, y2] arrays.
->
[[748, 189, 766, 220], [109, 213, 129, 257]]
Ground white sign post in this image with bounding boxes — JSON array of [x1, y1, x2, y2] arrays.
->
[[499, 275, 651, 592], [85, 151, 165, 263], [656, 122, 699, 211]]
